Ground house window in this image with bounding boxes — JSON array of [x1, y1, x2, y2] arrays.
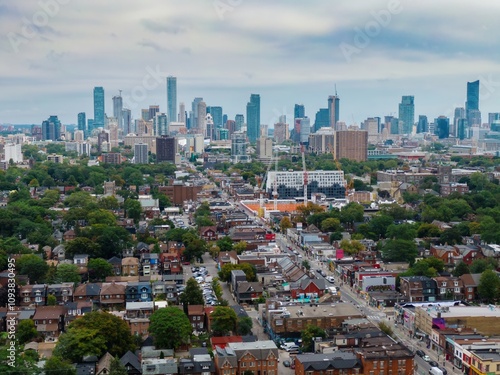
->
[[454, 281, 459, 286], [468, 287, 473, 292], [24, 297, 30, 303], [241, 362, 245, 368], [442, 282, 446, 287], [454, 288, 460, 293], [440, 288, 446, 294]]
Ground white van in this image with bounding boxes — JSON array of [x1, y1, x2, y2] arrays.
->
[[429, 367, 443, 375], [280, 342, 300, 352]]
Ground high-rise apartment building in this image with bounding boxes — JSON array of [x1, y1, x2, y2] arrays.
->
[[328, 95, 340, 128], [274, 122, 289, 144], [197, 101, 207, 135], [42, 115, 61, 141], [77, 112, 86, 135], [179, 102, 186, 124], [246, 94, 260, 143], [417, 115, 428, 134], [134, 143, 148, 164], [93, 87, 105, 128], [149, 105, 160, 122], [166, 76, 177, 125], [314, 108, 329, 132], [466, 80, 480, 126], [87, 119, 95, 135], [112, 93, 123, 131], [436, 116, 450, 139], [335, 130, 368, 162], [231, 132, 250, 163], [294, 104, 305, 120], [398, 96, 415, 135], [256, 137, 273, 160], [122, 108, 132, 134], [154, 113, 168, 136], [141, 109, 150, 121], [226, 120, 237, 136], [191, 97, 203, 130], [156, 136, 176, 163], [308, 126, 334, 154], [299, 117, 311, 145], [363, 117, 380, 143], [235, 114, 244, 131]]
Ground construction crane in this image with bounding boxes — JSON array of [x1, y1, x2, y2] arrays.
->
[[301, 144, 308, 205], [272, 148, 278, 211]]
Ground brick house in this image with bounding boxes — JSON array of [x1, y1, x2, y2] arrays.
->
[[399, 276, 438, 302], [460, 273, 481, 301], [199, 226, 217, 242], [73, 283, 102, 302], [294, 351, 361, 375], [214, 341, 279, 375], [188, 305, 206, 332], [19, 284, 47, 307], [290, 278, 326, 299], [122, 257, 139, 276], [100, 282, 126, 309], [47, 283, 74, 304], [430, 245, 460, 266], [434, 276, 464, 300], [235, 282, 263, 304], [32, 305, 67, 338]]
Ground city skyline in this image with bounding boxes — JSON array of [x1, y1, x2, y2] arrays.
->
[[2, 1, 500, 125]]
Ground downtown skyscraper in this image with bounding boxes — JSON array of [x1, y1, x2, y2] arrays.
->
[[466, 80, 481, 127], [112, 92, 123, 132], [328, 95, 340, 128], [246, 94, 260, 143], [398, 95, 415, 134], [167, 76, 177, 125], [93, 87, 105, 128]]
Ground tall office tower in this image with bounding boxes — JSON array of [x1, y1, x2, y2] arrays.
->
[[112, 93, 123, 131], [235, 114, 244, 131], [205, 113, 214, 139], [93, 87, 105, 128], [294, 104, 305, 119], [274, 122, 289, 144], [207, 106, 223, 129], [417, 115, 429, 134], [179, 102, 186, 124], [141, 109, 150, 121], [314, 108, 329, 132], [466, 80, 480, 126], [108, 119, 119, 148], [222, 114, 228, 128], [74, 130, 84, 142], [197, 101, 207, 135], [398, 95, 415, 134], [231, 132, 250, 163], [122, 108, 132, 134], [334, 130, 368, 162], [457, 119, 467, 140], [389, 118, 400, 134], [363, 117, 380, 143], [42, 115, 61, 141], [156, 136, 176, 163], [77, 112, 86, 135], [191, 97, 203, 129], [134, 143, 148, 164], [328, 95, 340, 128], [260, 124, 269, 138], [155, 113, 168, 136], [87, 119, 95, 135], [226, 120, 236, 136], [436, 116, 450, 139], [246, 94, 260, 143], [149, 105, 160, 122], [166, 76, 177, 125], [299, 117, 311, 145]]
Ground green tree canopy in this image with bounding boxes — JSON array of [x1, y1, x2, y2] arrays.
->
[[149, 307, 192, 349], [477, 269, 500, 303], [301, 325, 327, 352], [17, 320, 38, 345], [237, 316, 253, 336], [218, 263, 257, 282], [44, 356, 76, 375], [88, 258, 114, 281], [180, 278, 204, 310], [380, 239, 418, 265], [211, 306, 238, 336], [16, 254, 49, 284], [55, 264, 81, 284]]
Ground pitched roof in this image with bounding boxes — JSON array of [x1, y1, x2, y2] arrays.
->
[[120, 351, 141, 372], [33, 306, 67, 320], [96, 352, 114, 375]]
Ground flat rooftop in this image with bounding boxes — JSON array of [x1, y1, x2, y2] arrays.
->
[[424, 305, 500, 318], [278, 303, 362, 319], [227, 340, 277, 351]]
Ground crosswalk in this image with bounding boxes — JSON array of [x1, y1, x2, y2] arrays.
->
[[366, 315, 385, 321]]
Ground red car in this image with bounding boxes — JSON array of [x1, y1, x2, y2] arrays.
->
[[182, 262, 190, 265]]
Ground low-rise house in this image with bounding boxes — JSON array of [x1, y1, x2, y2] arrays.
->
[[162, 274, 184, 285], [430, 244, 460, 265], [47, 283, 74, 304], [120, 351, 141, 375], [96, 352, 114, 375], [290, 278, 326, 299], [125, 281, 152, 302], [122, 257, 139, 276], [199, 226, 217, 241], [107, 256, 122, 276], [188, 305, 206, 331], [178, 349, 215, 375], [19, 284, 47, 307], [99, 282, 126, 309], [295, 351, 362, 375], [52, 244, 66, 260], [460, 273, 481, 301], [434, 276, 464, 300], [125, 302, 154, 338], [33, 305, 67, 338], [142, 358, 177, 375], [140, 253, 159, 276], [235, 282, 263, 304]]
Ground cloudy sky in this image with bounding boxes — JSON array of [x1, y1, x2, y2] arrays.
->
[[2, 0, 500, 126]]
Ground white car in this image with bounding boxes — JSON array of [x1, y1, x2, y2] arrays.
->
[[326, 276, 335, 283]]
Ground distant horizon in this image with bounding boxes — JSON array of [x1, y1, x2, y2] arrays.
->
[[3, 1, 500, 125]]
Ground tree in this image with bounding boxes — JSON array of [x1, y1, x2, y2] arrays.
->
[[54, 311, 136, 362], [453, 261, 470, 277], [180, 278, 204, 311], [237, 316, 253, 336], [386, 223, 417, 241], [47, 294, 57, 306], [301, 260, 311, 271], [218, 263, 257, 282], [109, 356, 128, 375], [88, 258, 114, 281], [417, 223, 442, 238], [301, 325, 326, 352], [279, 216, 293, 234], [217, 236, 233, 253], [320, 217, 341, 233], [438, 227, 463, 246], [378, 321, 395, 338], [380, 239, 418, 265], [88, 209, 117, 226], [211, 306, 238, 336], [477, 269, 500, 303], [212, 277, 223, 301], [149, 307, 192, 349], [339, 202, 364, 225], [44, 356, 76, 375], [17, 320, 38, 344], [124, 198, 142, 223], [55, 264, 81, 284], [339, 239, 365, 255], [16, 254, 49, 283], [64, 237, 100, 259], [233, 241, 247, 254], [470, 258, 498, 274]]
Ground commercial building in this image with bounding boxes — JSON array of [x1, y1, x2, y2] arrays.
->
[[334, 130, 368, 162], [273, 122, 289, 144], [112, 94, 123, 132], [246, 94, 260, 143], [328, 95, 340, 128], [266, 170, 346, 200], [158, 182, 203, 206], [134, 143, 148, 164], [231, 132, 250, 163], [156, 136, 176, 163], [308, 127, 335, 154], [166, 76, 177, 125], [256, 137, 273, 161], [466, 80, 481, 127], [42, 115, 61, 141], [398, 95, 415, 134]]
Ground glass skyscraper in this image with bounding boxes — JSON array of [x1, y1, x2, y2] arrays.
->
[[328, 95, 340, 128], [398, 96, 414, 134], [93, 87, 105, 128], [42, 115, 61, 141], [167, 76, 177, 125], [207, 106, 223, 129], [314, 108, 329, 132], [235, 114, 244, 131], [294, 104, 305, 120], [112, 94, 123, 132], [436, 116, 450, 139], [78, 112, 86, 134], [246, 94, 260, 143], [417, 115, 428, 134]]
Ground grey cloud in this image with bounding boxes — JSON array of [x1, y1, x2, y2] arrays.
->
[[141, 19, 186, 34], [137, 39, 169, 52]]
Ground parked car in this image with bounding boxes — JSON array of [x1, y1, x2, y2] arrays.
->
[[422, 355, 431, 362], [320, 270, 326, 277], [326, 276, 335, 283], [316, 269, 322, 273], [429, 361, 439, 368], [283, 360, 290, 367], [416, 350, 425, 357]]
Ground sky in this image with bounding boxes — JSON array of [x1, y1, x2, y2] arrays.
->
[[2, 0, 500, 126]]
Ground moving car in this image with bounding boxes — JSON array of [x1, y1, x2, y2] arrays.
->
[[429, 367, 444, 375], [326, 276, 335, 283], [283, 360, 290, 367], [429, 361, 439, 368], [422, 355, 431, 362], [416, 350, 425, 357]]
